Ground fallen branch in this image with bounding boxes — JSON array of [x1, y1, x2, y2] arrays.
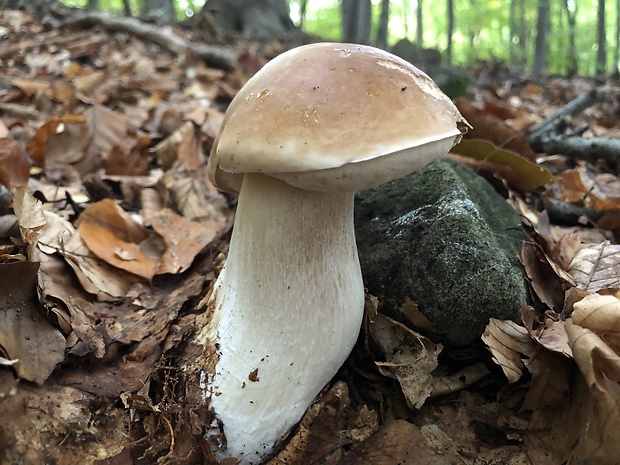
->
[[527, 87, 619, 164], [528, 88, 606, 145], [536, 133, 620, 165], [62, 11, 237, 71]]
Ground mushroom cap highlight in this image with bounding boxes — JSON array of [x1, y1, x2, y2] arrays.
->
[[208, 42, 469, 193]]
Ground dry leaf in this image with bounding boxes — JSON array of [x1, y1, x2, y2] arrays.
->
[[0, 138, 30, 189], [482, 318, 569, 410], [268, 382, 353, 465], [0, 261, 65, 384], [450, 139, 552, 191], [145, 208, 217, 275], [568, 241, 620, 291], [14, 188, 133, 299], [572, 293, 620, 349], [482, 319, 531, 383], [26, 114, 90, 166], [371, 314, 440, 409], [78, 199, 163, 280], [563, 320, 620, 464]]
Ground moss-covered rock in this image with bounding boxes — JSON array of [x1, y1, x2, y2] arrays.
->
[[355, 157, 526, 346]]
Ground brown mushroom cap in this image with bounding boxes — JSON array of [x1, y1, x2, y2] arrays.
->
[[208, 42, 469, 193]]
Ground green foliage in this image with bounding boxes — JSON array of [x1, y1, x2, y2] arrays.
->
[[58, 0, 618, 76]]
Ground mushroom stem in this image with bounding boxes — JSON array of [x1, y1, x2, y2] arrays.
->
[[199, 172, 365, 464]]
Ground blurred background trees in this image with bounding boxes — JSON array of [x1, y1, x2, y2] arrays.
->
[[57, 0, 620, 77]]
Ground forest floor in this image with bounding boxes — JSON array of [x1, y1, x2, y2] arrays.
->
[[1, 5, 620, 465]]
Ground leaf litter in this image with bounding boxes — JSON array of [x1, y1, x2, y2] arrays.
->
[[1, 5, 620, 465]]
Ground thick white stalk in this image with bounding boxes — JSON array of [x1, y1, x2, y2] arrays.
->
[[197, 173, 365, 464]]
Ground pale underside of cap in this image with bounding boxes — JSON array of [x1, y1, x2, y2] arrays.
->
[[208, 42, 469, 193]]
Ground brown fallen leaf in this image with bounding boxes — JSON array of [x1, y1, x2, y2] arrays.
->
[[145, 208, 218, 275], [562, 319, 620, 464], [571, 293, 620, 351], [13, 187, 134, 300], [0, 261, 65, 384], [344, 419, 450, 465], [26, 114, 90, 166], [371, 314, 440, 409], [482, 319, 532, 383], [520, 241, 573, 310], [482, 318, 570, 411], [455, 97, 538, 161], [268, 381, 354, 465], [78, 198, 163, 280], [568, 242, 620, 292], [0, 138, 30, 189]]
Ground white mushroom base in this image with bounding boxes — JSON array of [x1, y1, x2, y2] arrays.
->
[[195, 173, 365, 464]]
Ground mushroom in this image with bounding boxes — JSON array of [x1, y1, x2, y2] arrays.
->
[[197, 42, 469, 464]]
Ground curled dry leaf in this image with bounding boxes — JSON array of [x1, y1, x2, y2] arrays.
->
[[482, 319, 531, 383], [0, 261, 65, 384], [371, 314, 440, 409], [520, 241, 574, 310], [482, 318, 570, 411], [572, 293, 620, 350], [78, 198, 163, 280], [568, 241, 620, 292], [14, 188, 133, 299], [563, 319, 620, 464]]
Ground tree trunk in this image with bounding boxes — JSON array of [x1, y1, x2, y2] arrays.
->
[[122, 0, 132, 16], [563, 0, 578, 75], [141, 0, 175, 23], [533, 0, 550, 78], [299, 0, 308, 28], [87, 0, 98, 10], [342, 0, 372, 45], [402, 0, 409, 38], [446, 0, 454, 65], [597, 0, 607, 74], [197, 0, 296, 41], [615, 0, 620, 74], [509, 0, 517, 68], [416, 0, 424, 46], [376, 0, 390, 49]]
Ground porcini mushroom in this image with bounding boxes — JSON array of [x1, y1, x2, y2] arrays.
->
[[197, 42, 469, 464]]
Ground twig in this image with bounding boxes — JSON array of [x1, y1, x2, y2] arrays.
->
[[0, 103, 40, 120], [61, 11, 237, 71], [536, 134, 620, 165], [527, 87, 620, 164], [528, 87, 606, 146]]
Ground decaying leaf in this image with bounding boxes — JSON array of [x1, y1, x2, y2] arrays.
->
[[482, 318, 570, 410], [268, 382, 357, 465], [371, 314, 440, 409], [0, 261, 65, 384], [520, 241, 573, 310], [482, 319, 532, 383], [568, 241, 620, 291]]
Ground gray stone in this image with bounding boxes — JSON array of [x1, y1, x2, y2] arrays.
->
[[354, 158, 527, 346]]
